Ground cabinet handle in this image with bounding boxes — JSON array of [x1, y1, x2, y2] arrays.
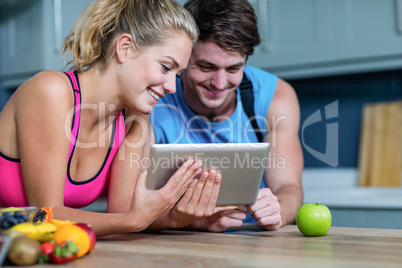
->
[[258, 0, 271, 52], [53, 0, 62, 52], [397, 0, 402, 33]]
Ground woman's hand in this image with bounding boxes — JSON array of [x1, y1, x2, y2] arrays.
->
[[166, 170, 237, 228], [127, 159, 203, 231]]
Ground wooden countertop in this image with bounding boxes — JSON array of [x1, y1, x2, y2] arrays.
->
[[5, 224, 402, 268]]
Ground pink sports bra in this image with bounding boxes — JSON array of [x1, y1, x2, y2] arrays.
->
[[0, 71, 125, 208]]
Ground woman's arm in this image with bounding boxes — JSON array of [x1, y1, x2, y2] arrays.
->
[[107, 109, 151, 213], [14, 72, 201, 237]]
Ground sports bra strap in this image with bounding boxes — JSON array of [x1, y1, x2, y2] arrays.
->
[[64, 71, 81, 142], [65, 71, 80, 93]]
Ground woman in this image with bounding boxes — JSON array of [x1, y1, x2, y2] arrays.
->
[[0, 0, 223, 236]]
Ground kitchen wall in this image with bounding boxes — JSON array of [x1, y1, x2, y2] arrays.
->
[[1, 0, 402, 228], [289, 69, 402, 168]]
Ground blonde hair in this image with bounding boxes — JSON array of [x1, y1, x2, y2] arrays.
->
[[62, 0, 199, 72]]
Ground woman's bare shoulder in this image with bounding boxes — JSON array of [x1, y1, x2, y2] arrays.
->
[[15, 70, 74, 107], [21, 70, 71, 94]]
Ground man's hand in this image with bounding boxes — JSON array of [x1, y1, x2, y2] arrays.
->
[[189, 205, 248, 232], [248, 188, 283, 231]]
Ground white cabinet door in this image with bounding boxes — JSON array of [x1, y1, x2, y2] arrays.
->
[[0, 0, 94, 87], [42, 0, 94, 72], [247, 0, 335, 69], [334, 0, 402, 60], [0, 0, 43, 77]]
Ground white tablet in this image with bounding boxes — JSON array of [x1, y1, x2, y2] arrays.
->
[[145, 143, 270, 205]]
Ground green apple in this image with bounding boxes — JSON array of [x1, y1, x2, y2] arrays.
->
[[296, 203, 332, 237]]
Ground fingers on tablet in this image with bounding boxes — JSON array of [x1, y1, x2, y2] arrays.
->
[[171, 159, 202, 194], [204, 172, 221, 214], [178, 178, 198, 207], [197, 170, 214, 202], [189, 170, 220, 214]]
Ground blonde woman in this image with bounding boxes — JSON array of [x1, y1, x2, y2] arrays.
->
[[0, 0, 224, 236]]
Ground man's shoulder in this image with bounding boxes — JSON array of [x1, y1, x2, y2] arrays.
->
[[244, 65, 277, 80], [243, 65, 278, 94]]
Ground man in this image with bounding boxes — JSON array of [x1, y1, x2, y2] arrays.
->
[[151, 0, 303, 232]]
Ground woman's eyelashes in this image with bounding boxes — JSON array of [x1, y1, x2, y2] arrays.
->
[[161, 64, 172, 73]]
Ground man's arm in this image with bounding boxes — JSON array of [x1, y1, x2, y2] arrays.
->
[[248, 78, 304, 230]]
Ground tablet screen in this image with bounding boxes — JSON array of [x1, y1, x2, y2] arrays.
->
[[145, 143, 270, 205]]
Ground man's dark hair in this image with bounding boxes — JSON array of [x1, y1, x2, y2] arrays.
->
[[184, 0, 261, 56]]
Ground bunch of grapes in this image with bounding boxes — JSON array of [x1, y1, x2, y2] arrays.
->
[[0, 211, 29, 230]]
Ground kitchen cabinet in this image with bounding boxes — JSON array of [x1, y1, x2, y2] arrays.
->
[[248, 0, 402, 78], [0, 0, 42, 83], [335, 0, 402, 61], [179, 0, 402, 79], [178, 0, 336, 68], [0, 0, 93, 88], [247, 0, 335, 69]]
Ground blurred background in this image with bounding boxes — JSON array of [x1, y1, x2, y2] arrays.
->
[[1, 0, 401, 228]]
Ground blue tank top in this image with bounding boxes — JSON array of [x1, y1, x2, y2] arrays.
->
[[151, 65, 277, 222]]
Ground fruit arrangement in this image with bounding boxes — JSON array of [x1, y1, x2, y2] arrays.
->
[[0, 207, 96, 266]]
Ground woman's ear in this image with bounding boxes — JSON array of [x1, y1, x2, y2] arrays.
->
[[116, 33, 133, 63]]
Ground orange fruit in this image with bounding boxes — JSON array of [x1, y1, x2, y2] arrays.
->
[[51, 219, 76, 229], [53, 224, 91, 258]]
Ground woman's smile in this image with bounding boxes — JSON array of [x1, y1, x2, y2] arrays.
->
[[147, 87, 162, 104]]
